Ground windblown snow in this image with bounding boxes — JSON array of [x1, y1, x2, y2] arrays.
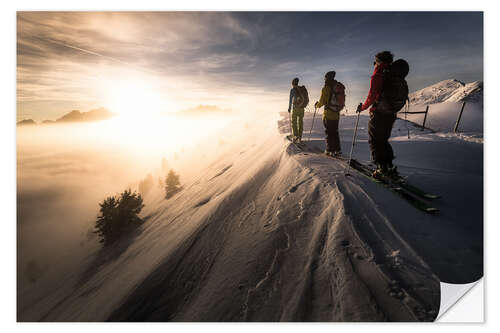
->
[[17, 103, 483, 322]]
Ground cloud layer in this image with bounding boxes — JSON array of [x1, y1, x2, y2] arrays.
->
[[17, 12, 483, 120]]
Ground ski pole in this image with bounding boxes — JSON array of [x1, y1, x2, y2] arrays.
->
[[345, 104, 362, 176], [308, 106, 317, 141], [289, 111, 293, 136], [404, 100, 410, 139]]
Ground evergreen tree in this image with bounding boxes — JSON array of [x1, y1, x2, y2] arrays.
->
[[94, 189, 144, 245], [165, 169, 181, 199]]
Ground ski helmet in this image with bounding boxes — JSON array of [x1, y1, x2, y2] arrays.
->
[[292, 77, 299, 86]]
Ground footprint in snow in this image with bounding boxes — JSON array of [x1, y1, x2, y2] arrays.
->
[[289, 179, 309, 193]]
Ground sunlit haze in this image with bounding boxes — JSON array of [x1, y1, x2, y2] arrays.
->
[[17, 12, 482, 122]]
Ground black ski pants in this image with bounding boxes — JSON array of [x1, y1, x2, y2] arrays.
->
[[368, 112, 397, 165], [323, 118, 341, 152]]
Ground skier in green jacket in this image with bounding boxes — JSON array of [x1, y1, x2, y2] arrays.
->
[[288, 77, 308, 143]]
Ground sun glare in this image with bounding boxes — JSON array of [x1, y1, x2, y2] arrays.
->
[[96, 76, 233, 158], [106, 79, 168, 119]]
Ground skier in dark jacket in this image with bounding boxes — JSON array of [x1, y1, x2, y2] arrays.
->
[[315, 71, 345, 156], [356, 51, 399, 179]]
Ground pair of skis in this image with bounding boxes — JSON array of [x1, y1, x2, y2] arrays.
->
[[285, 136, 440, 214], [342, 156, 439, 213], [285, 135, 306, 149], [328, 153, 439, 213]]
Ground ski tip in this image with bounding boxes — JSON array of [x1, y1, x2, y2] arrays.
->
[[424, 195, 441, 200], [426, 207, 439, 214]]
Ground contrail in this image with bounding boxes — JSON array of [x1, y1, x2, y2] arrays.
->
[[36, 36, 130, 66], [33, 36, 162, 76]]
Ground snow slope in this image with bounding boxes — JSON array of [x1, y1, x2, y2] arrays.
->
[[409, 79, 483, 105], [17, 110, 483, 322], [404, 79, 483, 134]]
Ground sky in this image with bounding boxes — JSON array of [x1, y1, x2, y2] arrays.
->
[[17, 11, 483, 121]]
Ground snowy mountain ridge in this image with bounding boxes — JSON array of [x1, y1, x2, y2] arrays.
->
[[409, 79, 483, 105]]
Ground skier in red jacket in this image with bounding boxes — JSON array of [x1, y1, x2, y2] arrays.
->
[[357, 51, 399, 179]]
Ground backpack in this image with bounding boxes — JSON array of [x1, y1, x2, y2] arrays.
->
[[326, 80, 346, 112], [294, 85, 309, 108], [377, 59, 409, 114]]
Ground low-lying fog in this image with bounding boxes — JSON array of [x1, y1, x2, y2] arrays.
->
[[17, 111, 253, 303]]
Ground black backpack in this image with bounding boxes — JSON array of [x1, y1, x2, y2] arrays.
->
[[377, 59, 409, 114], [294, 85, 309, 108]]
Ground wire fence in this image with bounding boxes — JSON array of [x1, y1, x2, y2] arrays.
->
[[397, 101, 468, 134]]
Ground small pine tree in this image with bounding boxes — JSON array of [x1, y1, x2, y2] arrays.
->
[[94, 189, 144, 245], [165, 169, 181, 199]]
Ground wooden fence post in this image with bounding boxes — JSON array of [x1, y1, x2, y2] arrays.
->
[[454, 101, 467, 133], [421, 105, 429, 131]]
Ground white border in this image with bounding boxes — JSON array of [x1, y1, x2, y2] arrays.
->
[[4, 0, 496, 331], [438, 279, 483, 322]]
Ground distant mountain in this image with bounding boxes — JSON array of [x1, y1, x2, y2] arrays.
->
[[410, 79, 483, 105], [17, 119, 36, 126], [55, 107, 116, 123], [42, 120, 56, 125]]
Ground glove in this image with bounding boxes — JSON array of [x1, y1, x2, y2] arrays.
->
[[288, 108, 291, 113], [356, 103, 363, 113], [314, 101, 319, 108]]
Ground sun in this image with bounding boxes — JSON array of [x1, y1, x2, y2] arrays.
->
[[105, 79, 168, 119]]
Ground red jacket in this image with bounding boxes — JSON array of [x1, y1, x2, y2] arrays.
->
[[360, 62, 390, 112]]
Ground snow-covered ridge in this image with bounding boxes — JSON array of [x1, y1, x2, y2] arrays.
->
[[409, 79, 483, 105]]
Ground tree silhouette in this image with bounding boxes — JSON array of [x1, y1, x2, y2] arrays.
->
[[94, 189, 144, 245], [165, 169, 181, 199]]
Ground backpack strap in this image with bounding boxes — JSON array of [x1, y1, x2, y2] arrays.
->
[[292, 87, 299, 105], [293, 86, 303, 107], [326, 81, 339, 112], [332, 81, 338, 96], [332, 81, 340, 101]]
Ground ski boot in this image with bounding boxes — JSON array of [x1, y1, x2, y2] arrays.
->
[[332, 150, 342, 157], [386, 164, 401, 181], [324, 150, 334, 157], [372, 163, 389, 180]]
